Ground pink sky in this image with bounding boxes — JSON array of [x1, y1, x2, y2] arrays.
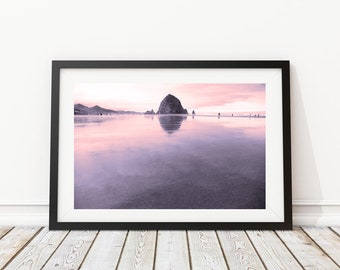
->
[[75, 83, 265, 114]]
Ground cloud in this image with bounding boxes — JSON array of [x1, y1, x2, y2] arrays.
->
[[173, 84, 265, 109]]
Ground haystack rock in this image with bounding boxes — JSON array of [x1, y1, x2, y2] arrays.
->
[[157, 94, 188, 114]]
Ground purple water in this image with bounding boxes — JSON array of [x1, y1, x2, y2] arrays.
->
[[74, 114, 265, 209]]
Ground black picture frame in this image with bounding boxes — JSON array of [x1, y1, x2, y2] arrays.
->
[[49, 60, 292, 230]]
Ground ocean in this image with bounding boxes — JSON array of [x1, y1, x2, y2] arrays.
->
[[74, 114, 265, 209]]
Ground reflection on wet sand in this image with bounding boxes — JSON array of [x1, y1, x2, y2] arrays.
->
[[74, 114, 266, 210], [158, 115, 187, 134]]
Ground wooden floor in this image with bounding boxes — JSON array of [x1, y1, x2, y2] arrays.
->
[[0, 227, 339, 269]]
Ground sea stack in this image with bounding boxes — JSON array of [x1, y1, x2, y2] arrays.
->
[[157, 94, 188, 114]]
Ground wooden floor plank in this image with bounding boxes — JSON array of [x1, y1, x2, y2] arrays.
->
[[0, 227, 12, 239], [187, 231, 228, 270], [5, 228, 68, 270], [2, 227, 340, 270], [117, 230, 157, 270], [277, 229, 339, 270], [302, 227, 340, 266], [80, 230, 127, 269], [42, 230, 97, 270], [0, 227, 40, 269], [247, 230, 302, 270], [217, 230, 265, 270], [331, 227, 340, 236], [154, 230, 190, 270]]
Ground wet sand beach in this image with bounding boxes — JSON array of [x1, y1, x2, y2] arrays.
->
[[74, 114, 265, 209]]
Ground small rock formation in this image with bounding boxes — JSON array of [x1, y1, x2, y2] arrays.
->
[[145, 109, 155, 114], [157, 94, 188, 114], [192, 110, 195, 115]]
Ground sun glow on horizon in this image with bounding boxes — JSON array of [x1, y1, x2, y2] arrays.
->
[[74, 83, 265, 114]]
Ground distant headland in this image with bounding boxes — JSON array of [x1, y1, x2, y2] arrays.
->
[[74, 104, 139, 115]]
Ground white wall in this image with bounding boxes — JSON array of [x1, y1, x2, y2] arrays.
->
[[1, 0, 339, 226]]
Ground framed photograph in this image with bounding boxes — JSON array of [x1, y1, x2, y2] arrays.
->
[[50, 60, 291, 230]]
